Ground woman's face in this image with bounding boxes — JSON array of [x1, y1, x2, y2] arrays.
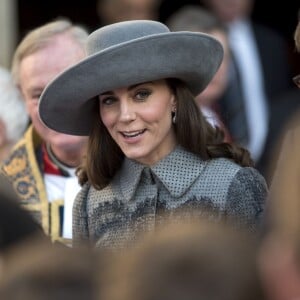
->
[[99, 79, 177, 165]]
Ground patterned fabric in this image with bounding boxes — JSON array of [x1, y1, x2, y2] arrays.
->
[[42, 143, 64, 176], [73, 146, 267, 249], [0, 125, 68, 244]]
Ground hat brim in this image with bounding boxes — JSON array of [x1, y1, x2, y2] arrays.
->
[[39, 32, 223, 136]]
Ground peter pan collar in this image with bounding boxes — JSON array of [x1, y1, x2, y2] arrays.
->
[[118, 146, 208, 201]]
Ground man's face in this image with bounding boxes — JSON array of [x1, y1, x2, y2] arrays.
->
[[19, 34, 88, 158]]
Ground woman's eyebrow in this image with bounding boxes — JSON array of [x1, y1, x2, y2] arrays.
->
[[128, 81, 154, 91], [101, 81, 154, 95]]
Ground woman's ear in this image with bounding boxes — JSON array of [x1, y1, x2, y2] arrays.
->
[[171, 94, 176, 108]]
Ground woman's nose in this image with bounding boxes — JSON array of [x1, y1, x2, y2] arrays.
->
[[119, 100, 136, 122]]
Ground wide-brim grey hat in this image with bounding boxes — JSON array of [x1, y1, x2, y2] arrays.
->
[[39, 20, 223, 136]]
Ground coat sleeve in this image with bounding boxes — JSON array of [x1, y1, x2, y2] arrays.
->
[[72, 183, 91, 248], [225, 167, 268, 232]]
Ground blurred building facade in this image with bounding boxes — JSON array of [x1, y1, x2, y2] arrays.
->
[[0, 0, 18, 68]]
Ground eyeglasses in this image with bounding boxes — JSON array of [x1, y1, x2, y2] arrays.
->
[[293, 74, 300, 88]]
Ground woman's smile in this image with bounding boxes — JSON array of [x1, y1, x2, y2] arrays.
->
[[120, 129, 147, 138]]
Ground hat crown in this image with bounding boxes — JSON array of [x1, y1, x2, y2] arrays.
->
[[87, 20, 170, 55]]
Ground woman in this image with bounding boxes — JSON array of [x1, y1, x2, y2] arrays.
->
[[39, 20, 267, 249]]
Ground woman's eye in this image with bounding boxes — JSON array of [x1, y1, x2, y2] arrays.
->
[[101, 97, 116, 105], [135, 90, 151, 100]]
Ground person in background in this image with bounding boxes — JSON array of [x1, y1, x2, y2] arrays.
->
[[97, 0, 162, 25], [166, 4, 232, 143], [259, 11, 300, 300], [201, 0, 293, 173], [39, 20, 267, 250], [0, 66, 28, 162], [0, 237, 106, 300], [261, 8, 300, 183], [0, 174, 47, 254], [105, 217, 265, 300], [0, 19, 89, 245], [259, 112, 300, 300]]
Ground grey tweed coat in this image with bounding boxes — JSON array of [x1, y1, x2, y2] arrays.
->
[[73, 146, 267, 249]]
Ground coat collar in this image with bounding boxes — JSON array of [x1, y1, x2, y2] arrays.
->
[[117, 146, 208, 201]]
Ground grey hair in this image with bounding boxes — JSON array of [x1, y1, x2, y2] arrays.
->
[[166, 5, 226, 33], [0, 67, 29, 142], [11, 18, 89, 85]]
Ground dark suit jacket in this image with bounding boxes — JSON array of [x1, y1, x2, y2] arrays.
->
[[219, 20, 293, 175]]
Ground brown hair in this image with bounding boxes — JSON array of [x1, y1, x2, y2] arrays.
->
[[105, 218, 264, 300], [77, 79, 253, 189], [0, 238, 107, 300]]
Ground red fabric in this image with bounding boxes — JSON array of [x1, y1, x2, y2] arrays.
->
[[42, 144, 63, 176]]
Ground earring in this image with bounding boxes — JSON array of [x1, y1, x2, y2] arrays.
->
[[172, 109, 177, 124]]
